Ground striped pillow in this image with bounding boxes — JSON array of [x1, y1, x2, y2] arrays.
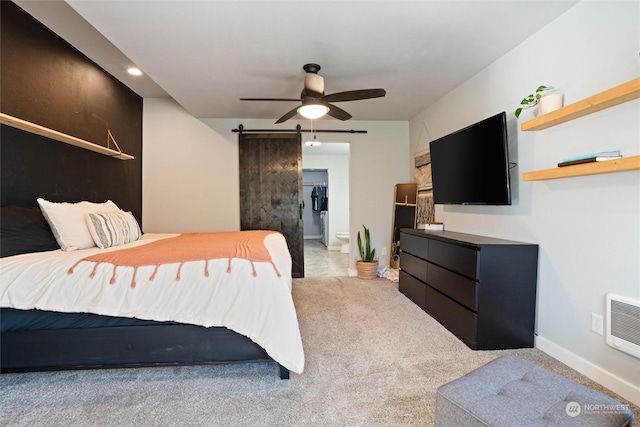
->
[[86, 211, 142, 249]]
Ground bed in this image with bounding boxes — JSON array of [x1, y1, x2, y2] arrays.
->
[[0, 204, 304, 379]]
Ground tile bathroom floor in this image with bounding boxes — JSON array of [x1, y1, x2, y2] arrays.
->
[[304, 239, 350, 277]]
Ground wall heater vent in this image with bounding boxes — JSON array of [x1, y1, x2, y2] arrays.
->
[[606, 294, 640, 359]]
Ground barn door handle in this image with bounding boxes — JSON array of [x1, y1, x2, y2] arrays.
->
[[299, 203, 303, 220]]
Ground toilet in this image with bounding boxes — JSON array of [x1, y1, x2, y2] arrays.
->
[[336, 232, 350, 253]]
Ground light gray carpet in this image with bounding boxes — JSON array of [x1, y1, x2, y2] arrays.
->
[[1, 277, 637, 426]]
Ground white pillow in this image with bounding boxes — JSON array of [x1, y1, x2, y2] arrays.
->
[[37, 198, 120, 251], [86, 211, 142, 249]]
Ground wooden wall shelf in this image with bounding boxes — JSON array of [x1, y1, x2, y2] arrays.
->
[[0, 113, 134, 160], [523, 156, 640, 181], [521, 78, 640, 180], [521, 78, 640, 131]]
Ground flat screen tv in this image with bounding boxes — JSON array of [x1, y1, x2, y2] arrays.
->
[[430, 112, 511, 205]]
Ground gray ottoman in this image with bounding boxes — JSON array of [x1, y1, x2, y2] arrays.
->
[[435, 355, 634, 426]]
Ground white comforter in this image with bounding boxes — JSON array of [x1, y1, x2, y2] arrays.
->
[[0, 233, 305, 374]]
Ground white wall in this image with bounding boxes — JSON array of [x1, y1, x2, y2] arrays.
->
[[409, 1, 639, 405], [142, 98, 240, 232], [303, 152, 350, 251], [143, 103, 410, 271]]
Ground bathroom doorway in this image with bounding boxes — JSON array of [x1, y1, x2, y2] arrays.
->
[[302, 142, 350, 277]]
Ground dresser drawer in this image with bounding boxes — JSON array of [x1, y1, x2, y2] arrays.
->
[[400, 232, 428, 258], [400, 252, 427, 282], [427, 263, 478, 311], [426, 287, 477, 349], [399, 270, 426, 310], [428, 239, 478, 279]]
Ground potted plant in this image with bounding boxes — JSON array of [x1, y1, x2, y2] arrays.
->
[[515, 85, 548, 118], [515, 85, 564, 118], [539, 91, 564, 115], [356, 225, 378, 279]]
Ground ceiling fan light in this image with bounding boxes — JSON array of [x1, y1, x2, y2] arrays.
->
[[298, 104, 329, 120]]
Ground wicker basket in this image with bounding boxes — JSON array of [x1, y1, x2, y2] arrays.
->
[[356, 260, 379, 279], [390, 254, 400, 270]]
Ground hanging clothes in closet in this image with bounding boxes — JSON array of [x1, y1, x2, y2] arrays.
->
[[320, 185, 328, 211], [310, 185, 328, 212], [311, 186, 318, 211]]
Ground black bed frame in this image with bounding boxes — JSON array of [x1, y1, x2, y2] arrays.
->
[[1, 323, 290, 379], [0, 204, 291, 380]]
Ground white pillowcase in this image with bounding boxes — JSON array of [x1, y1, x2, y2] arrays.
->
[[37, 198, 120, 251], [86, 211, 142, 249]]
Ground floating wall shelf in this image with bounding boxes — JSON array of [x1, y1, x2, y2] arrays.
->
[[521, 78, 640, 181], [521, 77, 640, 131], [522, 156, 640, 181], [0, 113, 134, 160]]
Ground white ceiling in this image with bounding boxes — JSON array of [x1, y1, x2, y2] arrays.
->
[[16, 0, 578, 123]]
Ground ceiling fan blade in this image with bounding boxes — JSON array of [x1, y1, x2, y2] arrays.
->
[[326, 104, 352, 121], [300, 88, 324, 99], [240, 97, 301, 102], [323, 88, 386, 103], [275, 106, 301, 124]]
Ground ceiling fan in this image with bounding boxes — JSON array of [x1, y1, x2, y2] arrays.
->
[[240, 63, 386, 124]]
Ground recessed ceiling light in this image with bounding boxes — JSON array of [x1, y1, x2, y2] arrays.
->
[[127, 67, 143, 76]]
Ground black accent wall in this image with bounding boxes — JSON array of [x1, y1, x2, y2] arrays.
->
[[0, 2, 143, 221]]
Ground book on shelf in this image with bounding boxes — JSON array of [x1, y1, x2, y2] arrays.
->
[[557, 155, 622, 168], [562, 150, 620, 163]]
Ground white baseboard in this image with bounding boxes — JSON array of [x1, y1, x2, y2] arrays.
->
[[348, 268, 357, 277], [535, 336, 640, 406], [304, 235, 322, 240]]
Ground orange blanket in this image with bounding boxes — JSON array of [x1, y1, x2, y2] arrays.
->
[[68, 231, 281, 288]]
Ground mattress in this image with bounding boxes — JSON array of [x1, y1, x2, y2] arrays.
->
[[0, 232, 305, 374]]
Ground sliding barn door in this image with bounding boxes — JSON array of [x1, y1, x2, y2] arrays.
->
[[239, 133, 304, 278]]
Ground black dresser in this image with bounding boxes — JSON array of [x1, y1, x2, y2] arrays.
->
[[399, 229, 538, 350]]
